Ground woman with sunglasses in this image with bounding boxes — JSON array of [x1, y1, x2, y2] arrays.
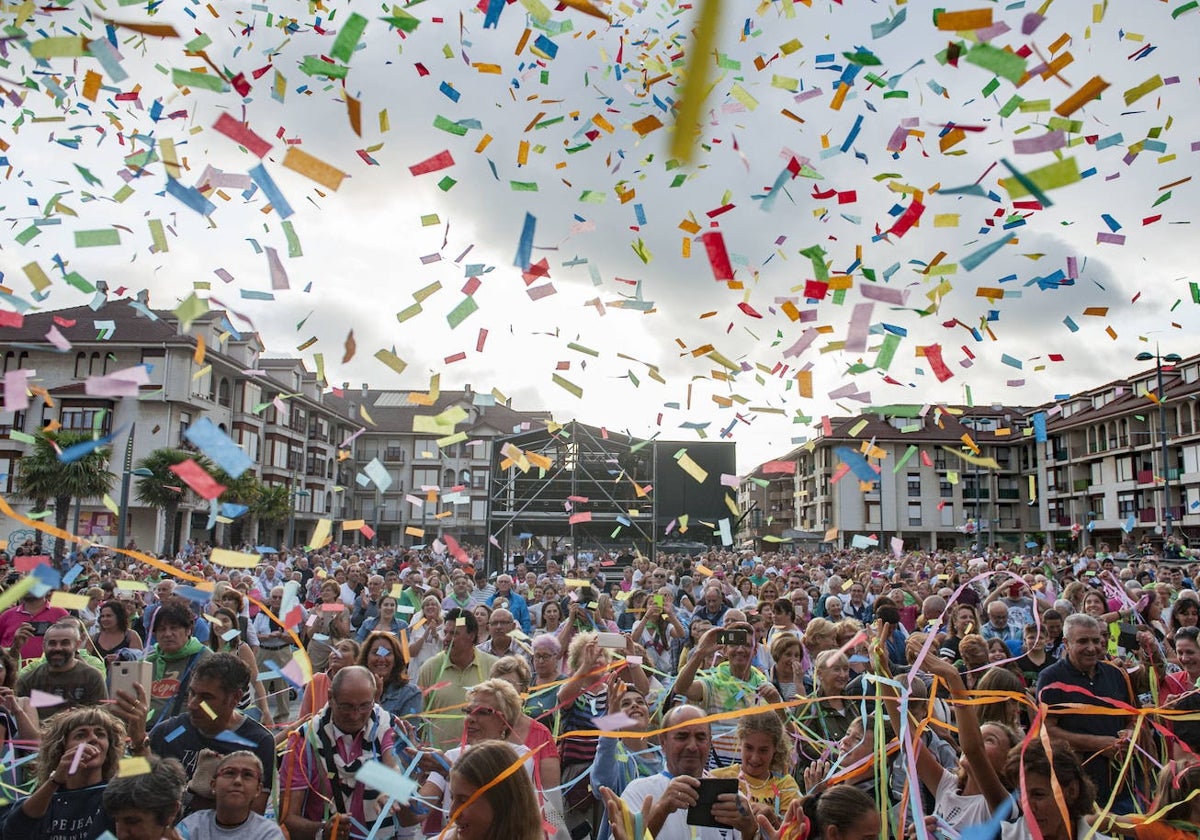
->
[[1163, 626, 1200, 698], [402, 680, 562, 835], [490, 657, 564, 816]]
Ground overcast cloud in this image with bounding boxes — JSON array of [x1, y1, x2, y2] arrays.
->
[[1, 0, 1197, 471]]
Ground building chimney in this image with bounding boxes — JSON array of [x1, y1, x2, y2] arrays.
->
[[463, 383, 472, 397], [342, 382, 349, 391], [361, 383, 369, 399]]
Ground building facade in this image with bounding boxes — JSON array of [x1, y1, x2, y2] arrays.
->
[[0, 300, 549, 555], [742, 406, 1039, 551], [1037, 353, 1200, 549]]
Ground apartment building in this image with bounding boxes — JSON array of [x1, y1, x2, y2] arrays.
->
[[1038, 353, 1200, 548], [0, 299, 549, 554], [742, 406, 1038, 551]]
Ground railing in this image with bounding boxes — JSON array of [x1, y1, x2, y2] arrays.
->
[[1139, 508, 1157, 523], [997, 488, 1021, 500], [1072, 478, 1090, 492]]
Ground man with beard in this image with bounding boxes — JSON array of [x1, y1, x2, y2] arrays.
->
[[15, 620, 106, 720], [133, 653, 275, 817]]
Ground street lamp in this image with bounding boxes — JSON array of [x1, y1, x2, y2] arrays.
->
[[1136, 348, 1183, 540], [116, 467, 154, 549]]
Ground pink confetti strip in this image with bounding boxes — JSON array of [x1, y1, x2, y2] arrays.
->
[[68, 743, 85, 775], [213, 113, 272, 158]]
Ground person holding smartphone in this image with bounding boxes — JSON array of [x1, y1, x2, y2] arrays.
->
[[620, 705, 759, 840], [0, 590, 69, 663]]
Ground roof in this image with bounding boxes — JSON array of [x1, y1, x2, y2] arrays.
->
[[818, 404, 1034, 445], [322, 388, 552, 435], [0, 299, 183, 344]]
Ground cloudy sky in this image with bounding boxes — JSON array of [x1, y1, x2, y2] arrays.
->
[[2, 0, 1198, 473]]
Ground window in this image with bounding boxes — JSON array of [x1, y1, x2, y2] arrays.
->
[[179, 411, 193, 447], [0, 452, 17, 493], [217, 378, 231, 407], [865, 502, 880, 526], [907, 503, 922, 526], [1117, 492, 1137, 519], [939, 479, 953, 498], [412, 467, 440, 489], [0, 411, 26, 437], [472, 472, 487, 490], [939, 504, 955, 527], [414, 439, 439, 459], [62, 405, 111, 435], [74, 352, 87, 378], [384, 439, 405, 462], [907, 474, 921, 497]]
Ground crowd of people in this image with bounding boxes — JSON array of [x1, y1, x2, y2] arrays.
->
[[1, 536, 1199, 840]]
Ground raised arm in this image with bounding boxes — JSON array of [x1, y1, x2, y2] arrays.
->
[[921, 651, 1010, 809]]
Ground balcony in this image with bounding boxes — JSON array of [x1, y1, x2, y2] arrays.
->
[[961, 488, 990, 499], [1137, 470, 1155, 485], [997, 488, 1020, 500], [1072, 478, 1090, 492], [1139, 508, 1157, 523], [384, 447, 406, 462], [1054, 449, 1068, 461]]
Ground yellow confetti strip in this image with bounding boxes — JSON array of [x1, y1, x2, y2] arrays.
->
[[282, 147, 347, 191]]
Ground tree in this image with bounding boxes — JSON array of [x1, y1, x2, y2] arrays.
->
[[135, 448, 212, 557], [251, 483, 293, 545], [16, 430, 115, 561], [213, 468, 259, 547]]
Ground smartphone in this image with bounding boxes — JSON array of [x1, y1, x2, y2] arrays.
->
[[686, 778, 739, 827], [597, 632, 625, 649], [110, 660, 152, 701], [30, 621, 52, 637], [717, 629, 748, 646]]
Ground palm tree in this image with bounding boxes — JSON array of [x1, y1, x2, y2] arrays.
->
[[135, 448, 213, 556], [16, 430, 115, 561], [214, 468, 259, 547], [251, 483, 293, 546]]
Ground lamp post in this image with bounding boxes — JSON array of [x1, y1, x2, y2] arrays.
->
[[117, 467, 154, 549], [1136, 348, 1182, 540]]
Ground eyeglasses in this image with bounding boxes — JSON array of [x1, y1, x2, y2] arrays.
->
[[465, 705, 500, 718], [332, 698, 375, 714], [532, 652, 557, 661], [216, 768, 261, 782]]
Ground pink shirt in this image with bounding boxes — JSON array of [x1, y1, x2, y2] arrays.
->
[[0, 603, 69, 659]]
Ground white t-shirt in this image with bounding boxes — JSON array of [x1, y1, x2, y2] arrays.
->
[[934, 768, 993, 831], [177, 810, 284, 840], [621, 773, 739, 840], [1001, 815, 1112, 840]]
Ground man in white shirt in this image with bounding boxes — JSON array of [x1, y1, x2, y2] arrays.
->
[[620, 705, 756, 840]]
